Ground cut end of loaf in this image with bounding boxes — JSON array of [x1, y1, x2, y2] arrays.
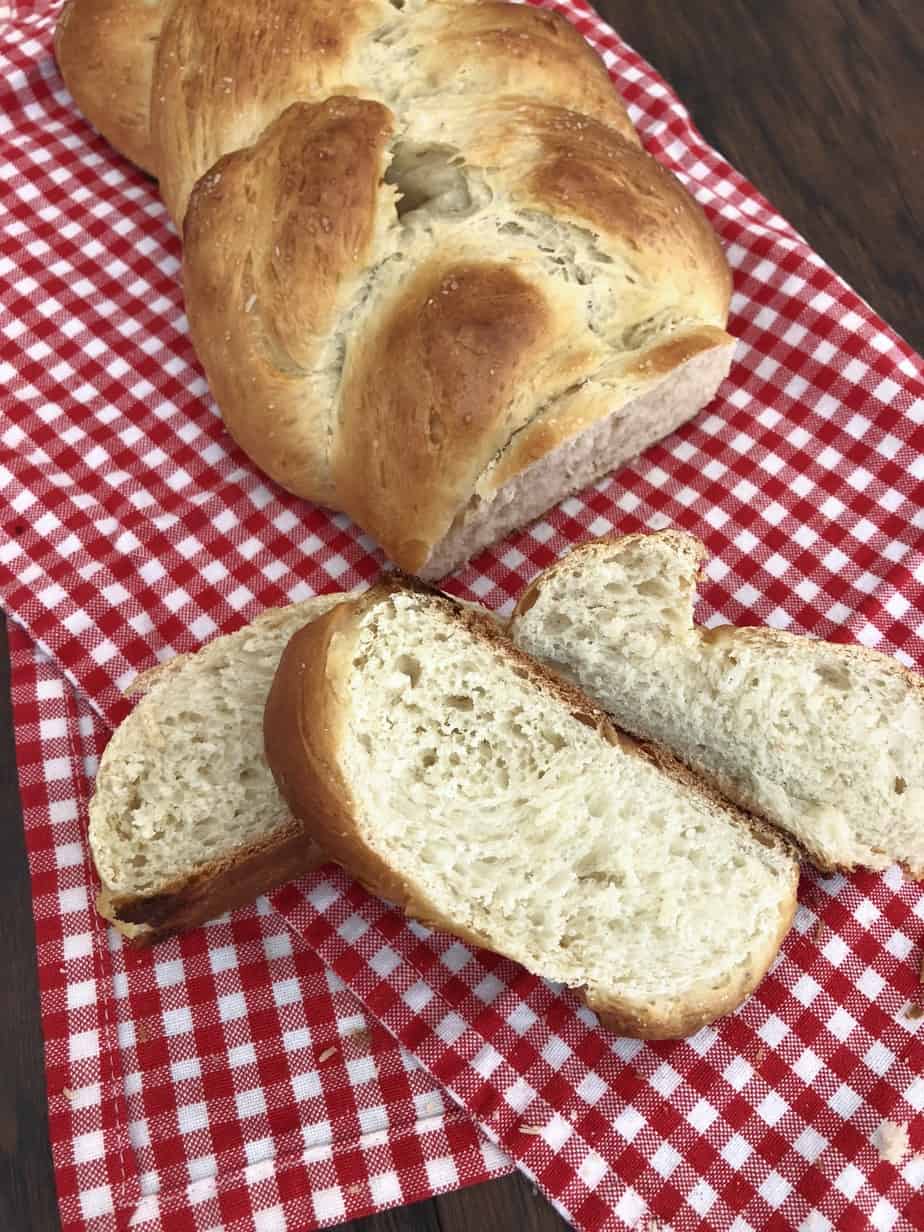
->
[[415, 323, 735, 580]]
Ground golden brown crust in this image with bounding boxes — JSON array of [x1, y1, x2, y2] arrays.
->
[[57, 0, 637, 205], [265, 577, 798, 1038], [152, 0, 392, 223], [337, 263, 551, 573], [622, 326, 733, 382], [98, 819, 327, 947], [441, 99, 730, 327], [54, 0, 165, 174], [413, 3, 639, 145], [180, 90, 734, 569], [183, 97, 395, 502]]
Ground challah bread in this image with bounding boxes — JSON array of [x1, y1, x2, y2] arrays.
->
[[90, 597, 342, 944], [510, 531, 924, 877], [53, 0, 162, 174], [56, 0, 735, 579], [264, 577, 798, 1039]]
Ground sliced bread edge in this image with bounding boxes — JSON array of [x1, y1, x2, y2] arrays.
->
[[91, 596, 346, 945], [264, 576, 798, 1039]]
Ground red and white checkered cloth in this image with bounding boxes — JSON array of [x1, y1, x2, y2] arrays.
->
[[2, 0, 924, 1229], [10, 623, 512, 1231]]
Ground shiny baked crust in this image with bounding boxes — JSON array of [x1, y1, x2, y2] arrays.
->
[[56, 0, 735, 577]]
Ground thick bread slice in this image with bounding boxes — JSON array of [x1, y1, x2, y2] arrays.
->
[[90, 596, 344, 944], [264, 578, 798, 1039], [510, 531, 924, 877]]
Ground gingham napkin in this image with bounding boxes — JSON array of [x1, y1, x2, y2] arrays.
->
[[11, 623, 513, 1232], [2, 0, 924, 1229]]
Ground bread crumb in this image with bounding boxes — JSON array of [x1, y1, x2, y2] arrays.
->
[[875, 1120, 910, 1165], [752, 1045, 767, 1067], [62, 1087, 74, 1104], [318, 1046, 338, 1064], [813, 919, 826, 945], [345, 1182, 364, 1197], [919, 951, 924, 985], [346, 1027, 372, 1049], [136, 1022, 151, 1043], [906, 1003, 924, 1021], [518, 1124, 544, 1136]]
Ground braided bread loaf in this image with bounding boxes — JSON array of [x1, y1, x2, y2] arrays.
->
[[56, 0, 735, 578]]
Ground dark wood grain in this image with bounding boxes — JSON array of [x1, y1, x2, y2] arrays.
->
[[3, 2, 923, 1229], [0, 618, 61, 1232], [598, 0, 924, 354]]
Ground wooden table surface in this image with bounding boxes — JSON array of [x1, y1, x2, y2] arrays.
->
[[2, 2, 923, 1229]]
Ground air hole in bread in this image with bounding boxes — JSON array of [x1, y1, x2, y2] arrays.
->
[[578, 870, 625, 888], [895, 776, 907, 795], [394, 654, 421, 685], [815, 663, 852, 691], [446, 695, 474, 712], [386, 142, 488, 220], [637, 578, 670, 598], [542, 611, 572, 634]]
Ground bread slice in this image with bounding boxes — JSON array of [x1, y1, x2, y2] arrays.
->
[[264, 577, 798, 1039], [510, 531, 924, 877], [90, 596, 344, 945]]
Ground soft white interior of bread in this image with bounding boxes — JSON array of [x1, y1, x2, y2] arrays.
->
[[420, 342, 734, 579], [341, 591, 794, 1017], [511, 533, 924, 874], [90, 597, 342, 897]]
